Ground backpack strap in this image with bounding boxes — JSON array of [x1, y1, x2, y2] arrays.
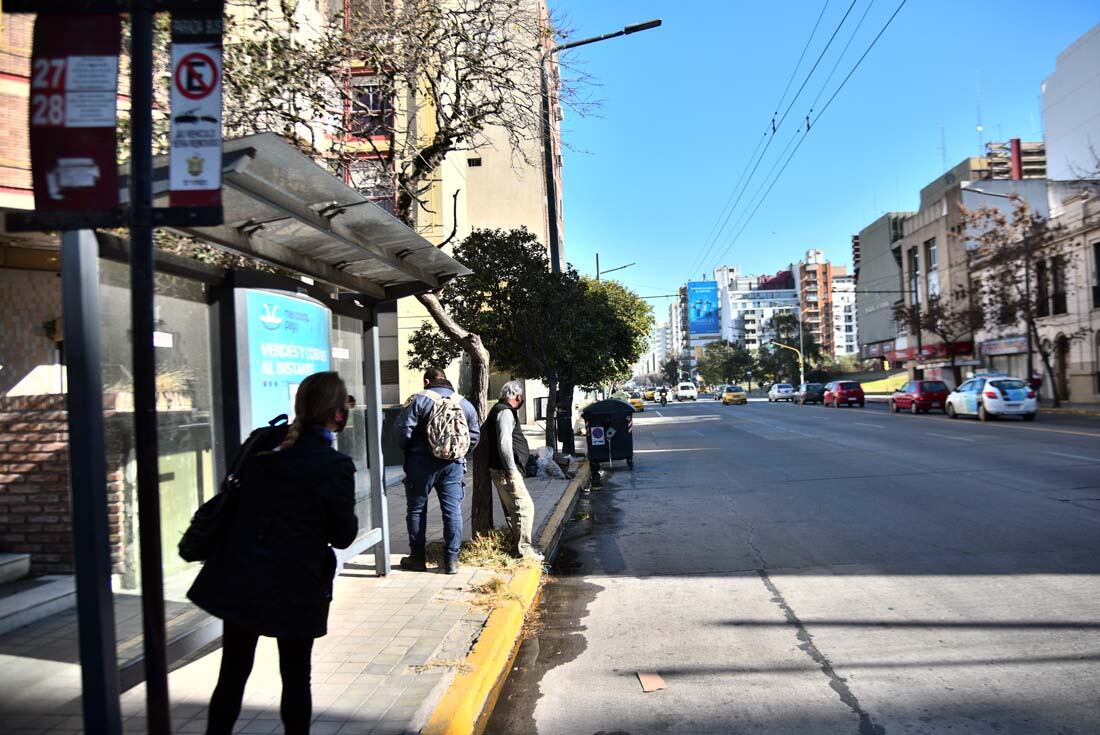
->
[[420, 389, 443, 403]]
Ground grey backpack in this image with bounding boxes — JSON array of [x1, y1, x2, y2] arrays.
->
[[419, 390, 471, 460]]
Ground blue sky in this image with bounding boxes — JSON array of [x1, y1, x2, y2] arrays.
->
[[551, 0, 1099, 315]]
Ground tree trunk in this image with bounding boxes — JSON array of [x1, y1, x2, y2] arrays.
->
[[1030, 320, 1060, 408], [415, 291, 494, 532], [545, 377, 558, 453], [556, 380, 576, 456]]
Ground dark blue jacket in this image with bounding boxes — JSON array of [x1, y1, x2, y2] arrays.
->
[[395, 381, 480, 460]]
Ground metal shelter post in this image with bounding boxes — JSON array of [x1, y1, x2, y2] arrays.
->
[[129, 6, 171, 733], [363, 315, 391, 575], [61, 229, 123, 735]]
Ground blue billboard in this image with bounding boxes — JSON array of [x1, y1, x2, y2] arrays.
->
[[238, 289, 331, 432], [687, 281, 719, 335]]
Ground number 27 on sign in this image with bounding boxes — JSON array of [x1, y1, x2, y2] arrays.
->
[[30, 57, 66, 127]]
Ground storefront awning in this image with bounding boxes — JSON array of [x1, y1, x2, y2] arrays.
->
[[120, 133, 469, 302]]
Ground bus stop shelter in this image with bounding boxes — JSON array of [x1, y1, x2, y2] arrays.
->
[[1, 132, 468, 732]]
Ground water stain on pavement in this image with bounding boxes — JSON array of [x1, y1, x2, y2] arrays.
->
[[484, 476, 628, 734]]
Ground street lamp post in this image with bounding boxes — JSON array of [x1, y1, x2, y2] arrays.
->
[[540, 19, 661, 273], [596, 253, 635, 281], [771, 339, 805, 387], [540, 18, 660, 451]]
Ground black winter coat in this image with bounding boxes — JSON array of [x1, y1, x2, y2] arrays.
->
[[188, 430, 358, 639]]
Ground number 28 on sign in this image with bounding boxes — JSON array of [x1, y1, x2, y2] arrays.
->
[[30, 58, 66, 126]]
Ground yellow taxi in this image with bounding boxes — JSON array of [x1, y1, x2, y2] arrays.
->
[[627, 390, 646, 411], [643, 387, 655, 401], [722, 385, 748, 405]]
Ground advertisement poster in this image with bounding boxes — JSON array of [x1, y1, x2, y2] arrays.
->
[[168, 14, 223, 208], [687, 281, 720, 335], [29, 14, 121, 211], [241, 290, 331, 431]]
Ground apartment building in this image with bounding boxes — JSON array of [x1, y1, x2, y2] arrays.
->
[[799, 249, 847, 359], [715, 265, 800, 351], [854, 212, 911, 363], [832, 274, 859, 357], [1043, 23, 1100, 181]]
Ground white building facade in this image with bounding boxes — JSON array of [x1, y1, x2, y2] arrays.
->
[[714, 265, 801, 351], [831, 274, 859, 357]]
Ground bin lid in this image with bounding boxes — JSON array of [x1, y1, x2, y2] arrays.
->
[[582, 399, 636, 417]]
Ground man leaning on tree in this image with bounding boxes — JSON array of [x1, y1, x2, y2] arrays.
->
[[483, 380, 544, 561]]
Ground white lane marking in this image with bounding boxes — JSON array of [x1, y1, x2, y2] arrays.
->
[[853, 422, 884, 429], [634, 448, 714, 453], [655, 410, 664, 417], [926, 431, 976, 443], [1044, 450, 1100, 463]]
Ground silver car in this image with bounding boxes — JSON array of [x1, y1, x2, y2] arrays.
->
[[768, 383, 795, 402]]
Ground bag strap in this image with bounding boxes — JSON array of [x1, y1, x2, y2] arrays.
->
[[228, 414, 288, 477], [420, 389, 443, 404]]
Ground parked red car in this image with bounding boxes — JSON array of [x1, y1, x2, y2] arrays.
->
[[889, 379, 950, 414], [823, 381, 864, 408]]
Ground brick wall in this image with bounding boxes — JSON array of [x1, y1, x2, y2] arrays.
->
[[0, 268, 63, 396], [0, 394, 74, 575], [0, 14, 33, 195]]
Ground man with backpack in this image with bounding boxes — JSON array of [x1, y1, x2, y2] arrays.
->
[[395, 367, 480, 574]]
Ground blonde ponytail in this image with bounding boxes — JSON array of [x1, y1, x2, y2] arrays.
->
[[278, 418, 306, 451]]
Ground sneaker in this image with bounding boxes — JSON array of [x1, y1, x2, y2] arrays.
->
[[443, 560, 459, 575], [399, 556, 427, 572]]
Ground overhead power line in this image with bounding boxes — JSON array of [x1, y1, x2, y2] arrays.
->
[[706, 0, 909, 272], [686, 0, 858, 281]]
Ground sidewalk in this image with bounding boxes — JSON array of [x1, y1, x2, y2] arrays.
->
[[0, 425, 581, 735]]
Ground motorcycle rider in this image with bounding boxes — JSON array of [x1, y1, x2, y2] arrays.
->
[[659, 386, 668, 406]]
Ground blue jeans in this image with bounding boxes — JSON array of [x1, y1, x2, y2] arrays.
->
[[404, 454, 465, 562]]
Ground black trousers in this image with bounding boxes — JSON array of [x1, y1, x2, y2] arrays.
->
[[206, 620, 315, 735]]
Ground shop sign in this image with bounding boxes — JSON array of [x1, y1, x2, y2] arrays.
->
[[29, 14, 121, 211], [981, 335, 1027, 356], [169, 14, 223, 208]]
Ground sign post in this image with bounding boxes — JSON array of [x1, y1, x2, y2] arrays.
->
[[5, 3, 226, 734]]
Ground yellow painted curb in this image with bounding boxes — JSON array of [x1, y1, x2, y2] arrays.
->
[[422, 463, 591, 735]]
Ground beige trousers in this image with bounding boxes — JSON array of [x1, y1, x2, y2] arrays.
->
[[490, 468, 536, 554]]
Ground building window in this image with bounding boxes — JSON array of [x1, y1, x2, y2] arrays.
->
[[467, 158, 482, 167], [350, 80, 394, 138], [1036, 259, 1050, 317], [1052, 255, 1068, 315], [909, 247, 920, 305], [1092, 242, 1100, 309], [925, 238, 939, 297]]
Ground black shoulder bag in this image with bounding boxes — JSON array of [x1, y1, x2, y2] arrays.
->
[[178, 414, 289, 562]]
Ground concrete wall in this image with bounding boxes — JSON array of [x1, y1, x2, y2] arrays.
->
[[1043, 24, 1100, 180], [856, 213, 909, 349]]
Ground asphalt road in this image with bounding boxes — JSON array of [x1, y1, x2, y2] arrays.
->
[[485, 397, 1100, 735]]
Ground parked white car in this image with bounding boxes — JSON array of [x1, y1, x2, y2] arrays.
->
[[768, 383, 795, 402], [945, 375, 1037, 422], [675, 382, 698, 401]]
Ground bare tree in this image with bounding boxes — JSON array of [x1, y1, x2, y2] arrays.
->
[[964, 199, 1087, 407], [893, 285, 984, 387]]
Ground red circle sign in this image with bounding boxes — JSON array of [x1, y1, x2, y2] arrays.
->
[[174, 52, 218, 100]]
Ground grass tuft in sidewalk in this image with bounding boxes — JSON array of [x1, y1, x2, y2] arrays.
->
[[426, 529, 539, 572], [468, 575, 520, 612]]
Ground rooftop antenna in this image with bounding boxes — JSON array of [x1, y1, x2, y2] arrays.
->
[[976, 71, 985, 155]]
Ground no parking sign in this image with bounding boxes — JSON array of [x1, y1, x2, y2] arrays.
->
[[590, 426, 606, 446], [168, 14, 223, 208]]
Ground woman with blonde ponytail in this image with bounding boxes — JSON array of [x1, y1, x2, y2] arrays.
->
[[189, 371, 358, 735]]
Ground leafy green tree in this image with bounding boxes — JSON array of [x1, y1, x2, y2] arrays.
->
[[697, 341, 755, 385], [661, 358, 681, 384], [407, 229, 653, 454]]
